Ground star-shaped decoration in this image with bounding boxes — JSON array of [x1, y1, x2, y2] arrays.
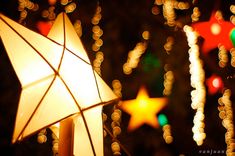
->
[[0, 13, 118, 155], [120, 86, 167, 131], [192, 11, 235, 53]]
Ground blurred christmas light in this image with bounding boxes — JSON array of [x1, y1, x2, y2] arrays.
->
[[218, 45, 228, 68], [231, 5, 235, 14], [230, 28, 235, 47], [151, 5, 160, 15], [123, 39, 148, 75], [191, 7, 201, 22], [218, 89, 235, 155], [162, 124, 173, 144], [60, 0, 68, 6], [163, 36, 174, 96], [48, 0, 57, 5], [74, 20, 82, 37], [37, 129, 47, 144], [206, 75, 223, 95], [92, 5, 104, 75], [158, 114, 168, 127], [18, 0, 39, 23], [111, 80, 123, 155], [42, 6, 56, 21], [164, 36, 174, 54], [184, 25, 206, 146], [155, 0, 189, 27], [142, 53, 160, 72], [65, 2, 76, 13], [163, 68, 174, 96], [230, 48, 235, 67], [50, 123, 60, 156], [142, 31, 150, 40]]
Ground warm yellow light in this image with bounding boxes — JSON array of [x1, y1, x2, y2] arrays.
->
[[0, 13, 118, 156], [184, 25, 206, 146], [211, 23, 221, 35], [120, 86, 167, 131]]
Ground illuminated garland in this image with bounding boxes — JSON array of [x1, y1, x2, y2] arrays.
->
[[110, 80, 123, 155], [230, 48, 235, 67], [155, 0, 189, 27], [191, 7, 200, 22], [18, 0, 39, 24], [230, 5, 235, 24], [91, 5, 104, 75], [123, 31, 149, 75], [184, 25, 206, 146], [163, 36, 175, 96], [218, 89, 235, 155], [218, 45, 228, 68]]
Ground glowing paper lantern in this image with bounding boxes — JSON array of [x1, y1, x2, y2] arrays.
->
[[192, 12, 235, 53], [120, 86, 167, 131], [0, 13, 118, 155]]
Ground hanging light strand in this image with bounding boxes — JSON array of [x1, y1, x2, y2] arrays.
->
[[218, 45, 228, 68], [163, 124, 173, 144], [218, 89, 235, 155], [18, 0, 39, 24], [163, 36, 175, 96], [49, 123, 60, 156], [184, 25, 206, 146], [163, 65, 174, 96], [91, 4, 104, 75], [110, 79, 123, 155], [230, 5, 235, 24], [123, 31, 149, 75], [155, 0, 189, 27], [162, 40, 174, 142], [230, 48, 235, 67], [191, 7, 201, 22]]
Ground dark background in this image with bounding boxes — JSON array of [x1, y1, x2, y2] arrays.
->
[[0, 0, 235, 155]]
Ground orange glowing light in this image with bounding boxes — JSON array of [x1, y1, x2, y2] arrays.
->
[[120, 86, 167, 131]]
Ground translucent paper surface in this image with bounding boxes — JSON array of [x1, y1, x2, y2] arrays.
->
[[0, 13, 117, 156]]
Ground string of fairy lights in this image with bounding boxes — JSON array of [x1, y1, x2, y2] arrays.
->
[[14, 0, 235, 155], [191, 7, 200, 22], [110, 80, 122, 155], [91, 4, 104, 75], [218, 89, 235, 156], [155, 0, 189, 27], [123, 32, 149, 75], [18, 0, 39, 24], [184, 25, 206, 146], [162, 38, 174, 144], [218, 45, 229, 68]]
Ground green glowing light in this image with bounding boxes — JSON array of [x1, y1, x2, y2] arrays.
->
[[158, 113, 168, 126], [230, 28, 235, 47]]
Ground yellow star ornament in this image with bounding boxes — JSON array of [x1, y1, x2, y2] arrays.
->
[[120, 86, 167, 131]]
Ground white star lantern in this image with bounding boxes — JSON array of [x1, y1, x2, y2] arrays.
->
[[0, 13, 118, 155]]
